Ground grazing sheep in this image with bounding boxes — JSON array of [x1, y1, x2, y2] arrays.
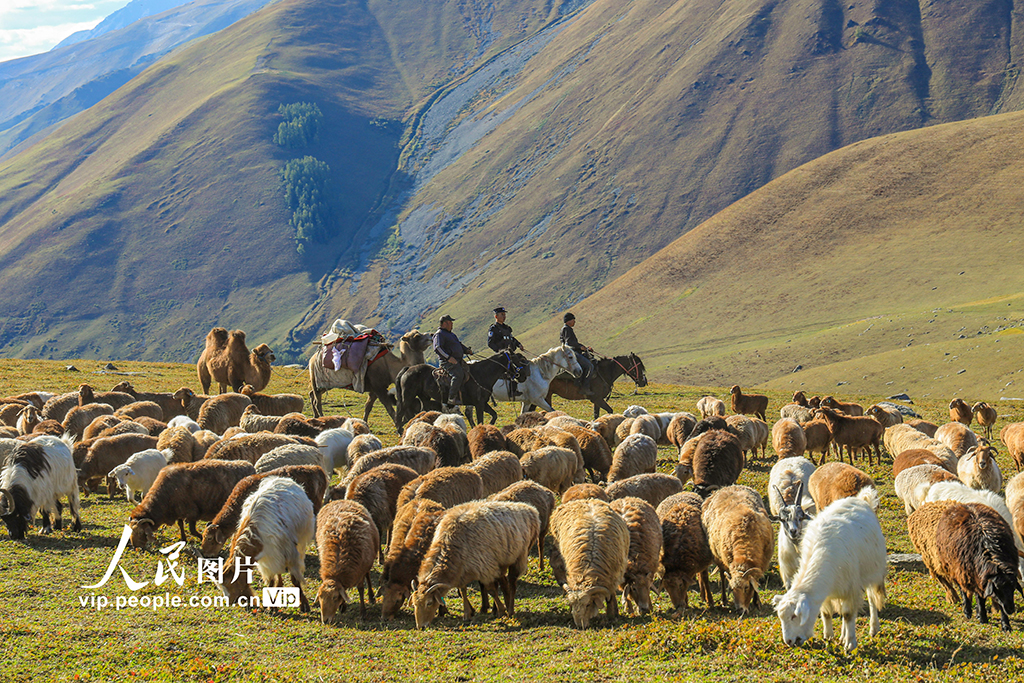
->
[[239, 405, 284, 433], [591, 414, 626, 449], [730, 386, 768, 421], [973, 402, 998, 441], [816, 407, 883, 466], [1000, 422, 1024, 472], [488, 480, 556, 570], [467, 424, 507, 460], [397, 466, 485, 511], [346, 464, 421, 561], [819, 396, 864, 416], [696, 396, 726, 420], [949, 398, 973, 426], [418, 424, 467, 468], [77, 384, 135, 410], [773, 489, 887, 651], [771, 418, 807, 459], [199, 465, 328, 557], [192, 430, 220, 459], [559, 424, 613, 482], [41, 391, 79, 424], [909, 501, 1020, 631], [205, 432, 301, 464], [905, 419, 939, 437], [550, 498, 630, 628], [894, 464, 959, 515], [513, 412, 548, 429], [702, 485, 773, 612], [957, 443, 1003, 493], [108, 448, 169, 503], [238, 385, 303, 416], [935, 421, 980, 459], [254, 444, 325, 474], [468, 451, 523, 496], [802, 418, 832, 465], [520, 446, 578, 494], [316, 499, 379, 622], [622, 405, 648, 418], [1007, 472, 1024, 557], [692, 430, 745, 499], [114, 401, 164, 422], [925, 481, 1024, 552], [347, 433, 384, 464], [341, 417, 371, 435], [780, 403, 815, 425], [379, 497, 447, 619], [63, 403, 115, 441], [340, 446, 437, 490], [81, 414, 121, 441], [808, 461, 877, 512], [768, 457, 816, 516], [167, 415, 201, 433], [99, 420, 150, 439], [562, 483, 610, 503], [128, 459, 255, 547], [197, 393, 252, 435], [0, 437, 82, 538], [608, 434, 658, 483], [665, 413, 697, 448], [866, 404, 903, 430], [656, 492, 704, 518], [885, 424, 958, 471], [78, 433, 159, 497], [273, 414, 324, 438], [109, 382, 184, 421], [725, 415, 759, 460], [659, 497, 714, 613], [412, 501, 540, 627], [218, 477, 314, 612], [315, 427, 355, 475], [629, 414, 662, 442], [4, 392, 53, 410], [606, 473, 683, 508], [893, 448, 953, 477], [547, 415, 591, 431], [131, 416, 167, 437], [610, 497, 663, 615]]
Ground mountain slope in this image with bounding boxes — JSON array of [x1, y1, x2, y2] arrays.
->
[[514, 108, 1024, 399], [0, 0, 560, 362]]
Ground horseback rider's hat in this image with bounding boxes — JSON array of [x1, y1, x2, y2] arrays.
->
[[563, 312, 575, 323], [493, 307, 507, 314], [439, 314, 455, 324]]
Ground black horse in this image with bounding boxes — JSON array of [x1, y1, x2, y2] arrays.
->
[[540, 353, 648, 419], [393, 353, 529, 432]]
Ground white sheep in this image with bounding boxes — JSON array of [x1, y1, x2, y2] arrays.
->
[[773, 489, 887, 652], [0, 435, 82, 538], [622, 405, 648, 418], [254, 444, 325, 474], [696, 396, 726, 419], [315, 427, 355, 474], [166, 415, 201, 433], [894, 464, 958, 515], [956, 443, 1003, 494], [434, 413, 468, 433], [768, 457, 816, 516], [108, 448, 170, 503]]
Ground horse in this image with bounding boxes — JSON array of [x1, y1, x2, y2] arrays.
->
[[540, 353, 648, 419], [489, 344, 582, 414], [308, 330, 431, 424], [393, 353, 529, 432]]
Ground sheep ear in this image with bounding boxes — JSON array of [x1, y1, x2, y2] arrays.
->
[[796, 596, 811, 626], [771, 594, 784, 607]]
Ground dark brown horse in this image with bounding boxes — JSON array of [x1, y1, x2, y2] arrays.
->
[[541, 353, 648, 419]]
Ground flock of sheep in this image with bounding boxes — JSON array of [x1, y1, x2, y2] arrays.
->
[[2, 377, 1024, 650]]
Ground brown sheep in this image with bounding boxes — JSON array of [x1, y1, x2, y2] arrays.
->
[[802, 418, 832, 465], [521, 446, 579, 494], [780, 403, 816, 424], [906, 419, 939, 438], [949, 398, 973, 426], [63, 403, 114, 441], [114, 401, 164, 422], [419, 424, 467, 468], [792, 391, 809, 407], [656, 491, 705, 518], [885, 424, 958, 471], [0, 403, 26, 428], [808, 461, 877, 512], [78, 433, 158, 496], [730, 385, 768, 421], [665, 414, 697, 448], [591, 414, 627, 449], [1007, 472, 1024, 556], [204, 432, 300, 464], [341, 446, 437, 491], [614, 418, 635, 445], [77, 384, 135, 410], [468, 451, 523, 496], [999, 422, 1024, 472], [273, 414, 324, 438], [110, 382, 185, 421], [893, 448, 954, 477], [199, 465, 329, 557], [197, 393, 252, 435], [608, 434, 658, 483], [866, 404, 903, 429], [28, 420, 64, 437], [817, 407, 883, 466], [197, 328, 275, 394], [935, 421, 980, 459], [692, 430, 745, 499], [239, 405, 284, 433], [191, 430, 220, 460], [346, 464, 421, 561], [397, 466, 485, 511], [82, 414, 122, 441], [316, 499, 379, 622], [610, 497, 663, 615], [696, 396, 726, 420], [41, 391, 79, 423], [629, 414, 662, 441], [771, 418, 806, 460], [488, 480, 556, 570], [132, 416, 167, 436], [606, 473, 684, 508], [98, 420, 150, 439], [128, 459, 256, 547], [467, 424, 507, 460], [562, 483, 610, 504], [379, 498, 447, 619], [725, 415, 759, 460], [559, 424, 613, 482], [819, 396, 864, 416], [239, 385, 303, 416], [972, 402, 998, 441], [701, 485, 773, 612], [659, 497, 714, 614], [347, 433, 384, 463]]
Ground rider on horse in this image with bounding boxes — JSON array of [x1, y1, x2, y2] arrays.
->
[[433, 314, 472, 408], [560, 312, 595, 396], [488, 306, 527, 398]]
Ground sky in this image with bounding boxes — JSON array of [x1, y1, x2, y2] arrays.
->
[[0, 1, 130, 63]]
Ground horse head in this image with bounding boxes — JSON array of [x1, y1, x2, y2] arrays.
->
[[627, 353, 648, 387], [557, 344, 583, 378]]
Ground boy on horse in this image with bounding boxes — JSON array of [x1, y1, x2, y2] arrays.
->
[[560, 312, 594, 395]]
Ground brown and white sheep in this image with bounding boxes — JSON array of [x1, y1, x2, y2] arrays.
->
[[316, 499, 379, 622], [885, 424, 958, 471], [549, 498, 630, 628], [606, 473, 683, 509], [972, 402, 998, 441], [629, 414, 662, 442], [468, 451, 523, 496], [935, 421, 980, 459], [607, 434, 658, 483], [957, 442, 1003, 493], [894, 464, 958, 515], [701, 485, 774, 612], [692, 430, 745, 499], [771, 418, 806, 460], [730, 385, 768, 421], [239, 405, 285, 433], [610, 496, 663, 615], [892, 448, 955, 477], [78, 433, 158, 497], [348, 433, 384, 463], [807, 461, 877, 512], [948, 398, 973, 426], [658, 496, 714, 614]]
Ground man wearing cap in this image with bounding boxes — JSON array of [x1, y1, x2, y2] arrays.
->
[[433, 315, 472, 406], [560, 312, 594, 395], [487, 307, 524, 353]]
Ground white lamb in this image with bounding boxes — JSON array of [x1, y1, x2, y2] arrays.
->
[[768, 457, 816, 516], [315, 427, 355, 474], [108, 448, 170, 503], [166, 415, 201, 433], [622, 405, 648, 418], [773, 488, 887, 652], [434, 413, 468, 433]]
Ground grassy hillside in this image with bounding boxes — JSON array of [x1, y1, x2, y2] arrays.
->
[[0, 0, 561, 364], [514, 108, 1024, 400]]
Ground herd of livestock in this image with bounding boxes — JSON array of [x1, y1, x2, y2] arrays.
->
[[3, 373, 1024, 650]]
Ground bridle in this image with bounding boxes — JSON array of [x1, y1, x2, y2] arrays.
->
[[611, 355, 645, 386]]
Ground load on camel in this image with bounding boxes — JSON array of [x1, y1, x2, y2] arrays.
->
[[308, 319, 430, 426]]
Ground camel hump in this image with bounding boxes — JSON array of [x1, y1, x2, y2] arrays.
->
[[228, 330, 247, 345], [206, 327, 229, 347]]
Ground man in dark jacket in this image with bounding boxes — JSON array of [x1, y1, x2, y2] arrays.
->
[[487, 307, 524, 353], [433, 314, 471, 406], [560, 312, 594, 395]]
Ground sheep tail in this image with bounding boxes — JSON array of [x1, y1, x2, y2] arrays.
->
[[855, 485, 880, 511]]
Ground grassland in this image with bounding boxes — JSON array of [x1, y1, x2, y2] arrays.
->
[[2, 359, 1024, 681]]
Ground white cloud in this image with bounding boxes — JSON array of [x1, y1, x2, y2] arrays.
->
[[0, 20, 102, 63]]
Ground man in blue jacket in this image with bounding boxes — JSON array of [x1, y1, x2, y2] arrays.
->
[[433, 314, 471, 406]]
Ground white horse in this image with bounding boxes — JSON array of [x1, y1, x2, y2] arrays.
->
[[490, 344, 582, 413]]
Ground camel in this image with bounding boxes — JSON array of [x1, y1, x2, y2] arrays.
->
[[197, 328, 275, 394], [308, 330, 431, 425]]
